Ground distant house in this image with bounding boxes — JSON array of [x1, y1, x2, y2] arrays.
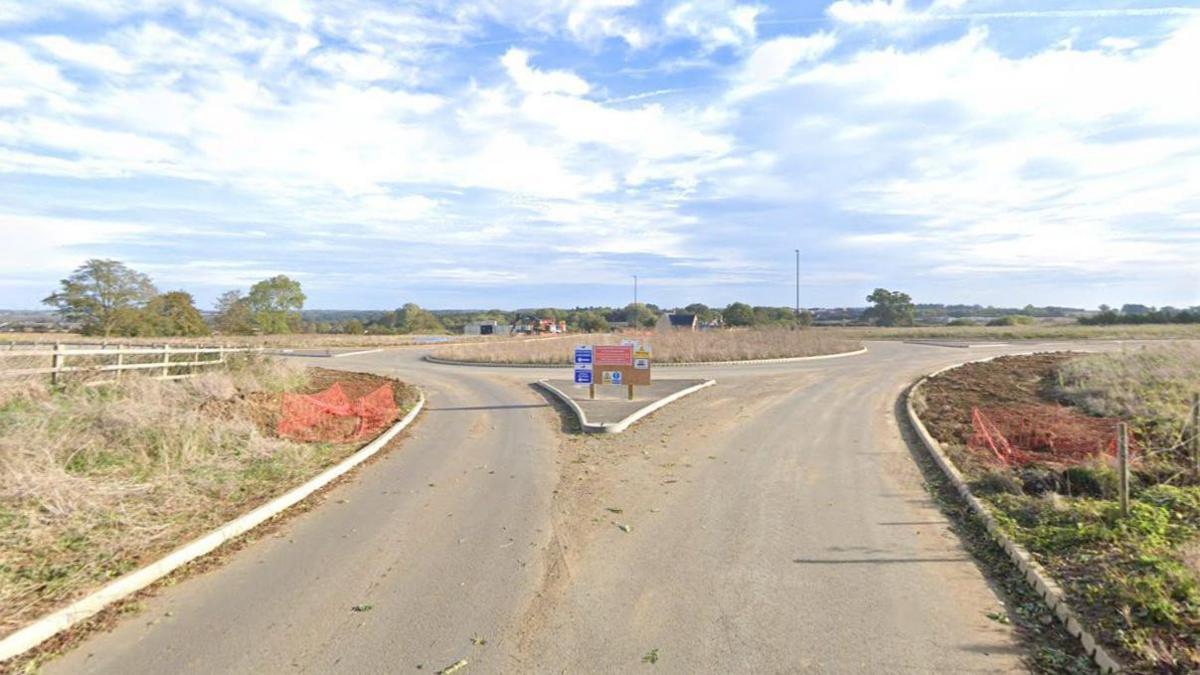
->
[[657, 313, 698, 331], [463, 320, 500, 336]]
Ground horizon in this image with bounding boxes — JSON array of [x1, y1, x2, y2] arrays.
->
[[2, 1, 1199, 310]]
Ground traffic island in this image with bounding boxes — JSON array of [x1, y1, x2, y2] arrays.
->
[[536, 378, 714, 434]]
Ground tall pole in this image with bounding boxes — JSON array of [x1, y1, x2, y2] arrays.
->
[[794, 249, 800, 318], [634, 275, 638, 307]]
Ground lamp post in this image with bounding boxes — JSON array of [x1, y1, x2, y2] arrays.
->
[[794, 249, 800, 318]]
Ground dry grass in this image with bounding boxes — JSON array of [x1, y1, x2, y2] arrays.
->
[[851, 323, 1200, 341], [0, 333, 476, 349], [0, 355, 403, 639], [1055, 343, 1200, 450], [434, 328, 862, 364]]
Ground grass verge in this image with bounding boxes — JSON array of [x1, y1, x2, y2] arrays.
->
[[915, 346, 1200, 672], [0, 355, 417, 647], [852, 324, 1200, 342]]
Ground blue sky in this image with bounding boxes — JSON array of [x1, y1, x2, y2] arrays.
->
[[1, 0, 1198, 311]]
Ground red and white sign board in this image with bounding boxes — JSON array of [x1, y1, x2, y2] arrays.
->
[[594, 345, 633, 366]]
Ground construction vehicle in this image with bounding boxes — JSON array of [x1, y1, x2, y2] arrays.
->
[[509, 314, 567, 335]]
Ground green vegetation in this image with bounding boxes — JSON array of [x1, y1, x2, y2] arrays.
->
[[986, 315, 1036, 326], [925, 345, 1200, 671], [245, 275, 306, 334], [863, 288, 916, 327], [1081, 305, 1200, 326]]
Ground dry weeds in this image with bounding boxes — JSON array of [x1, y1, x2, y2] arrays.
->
[[435, 328, 861, 364], [0, 355, 398, 640]]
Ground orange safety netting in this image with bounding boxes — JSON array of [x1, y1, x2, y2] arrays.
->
[[278, 383, 398, 442], [968, 405, 1136, 467]]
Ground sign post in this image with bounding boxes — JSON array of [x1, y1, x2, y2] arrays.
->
[[578, 342, 651, 400], [574, 345, 595, 399]]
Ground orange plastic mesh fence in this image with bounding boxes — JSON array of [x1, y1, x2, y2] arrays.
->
[[968, 404, 1136, 467], [278, 383, 398, 443]]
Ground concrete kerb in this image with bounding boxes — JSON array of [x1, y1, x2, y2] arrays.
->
[[536, 379, 715, 434], [424, 346, 867, 369], [0, 394, 426, 664], [904, 354, 1122, 673]]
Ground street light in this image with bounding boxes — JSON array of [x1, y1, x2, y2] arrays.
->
[[794, 249, 800, 318]]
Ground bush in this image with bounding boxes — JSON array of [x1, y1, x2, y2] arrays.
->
[[986, 315, 1036, 326], [973, 468, 1023, 495], [1062, 463, 1120, 498]]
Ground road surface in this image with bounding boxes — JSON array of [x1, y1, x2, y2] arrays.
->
[[47, 341, 1095, 674]]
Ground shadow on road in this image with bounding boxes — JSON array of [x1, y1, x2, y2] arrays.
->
[[528, 383, 581, 434]]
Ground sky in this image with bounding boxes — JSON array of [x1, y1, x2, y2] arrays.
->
[[1, 0, 1199, 311]]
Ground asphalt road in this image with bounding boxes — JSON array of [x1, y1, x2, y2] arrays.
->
[[47, 340, 1108, 674]]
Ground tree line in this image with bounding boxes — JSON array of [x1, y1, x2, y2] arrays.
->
[[41, 260, 833, 337], [43, 259, 307, 338]]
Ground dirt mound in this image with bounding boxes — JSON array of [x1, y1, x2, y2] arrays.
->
[[919, 353, 1077, 447]]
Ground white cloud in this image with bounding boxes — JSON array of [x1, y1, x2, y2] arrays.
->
[[787, 19, 1200, 275], [826, 0, 910, 25], [501, 49, 591, 96], [728, 32, 837, 100], [664, 0, 763, 51], [29, 35, 134, 74]]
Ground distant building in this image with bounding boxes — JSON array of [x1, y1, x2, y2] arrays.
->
[[463, 320, 500, 336], [657, 313, 698, 331]]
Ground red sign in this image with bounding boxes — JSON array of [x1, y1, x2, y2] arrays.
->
[[594, 345, 633, 366]]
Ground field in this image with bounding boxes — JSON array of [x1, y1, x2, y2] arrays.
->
[[852, 323, 1200, 341], [0, 356, 419, 641], [915, 346, 1200, 672], [433, 328, 862, 364]]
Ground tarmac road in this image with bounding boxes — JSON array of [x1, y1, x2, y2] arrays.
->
[[46, 340, 1117, 674]]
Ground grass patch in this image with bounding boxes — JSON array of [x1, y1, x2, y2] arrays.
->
[[852, 323, 1200, 341], [918, 345, 1200, 672], [435, 328, 861, 364], [0, 355, 414, 642]]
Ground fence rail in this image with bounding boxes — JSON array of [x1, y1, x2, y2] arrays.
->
[[0, 344, 263, 384]]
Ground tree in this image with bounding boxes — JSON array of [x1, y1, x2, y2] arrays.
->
[[395, 303, 444, 333], [722, 302, 754, 327], [214, 290, 255, 334], [863, 288, 915, 327], [246, 275, 305, 334], [575, 311, 609, 332], [141, 291, 211, 336], [43, 259, 157, 337], [622, 303, 658, 328], [343, 319, 365, 335]]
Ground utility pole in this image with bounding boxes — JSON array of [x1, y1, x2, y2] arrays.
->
[[633, 275, 638, 307], [794, 249, 800, 318]]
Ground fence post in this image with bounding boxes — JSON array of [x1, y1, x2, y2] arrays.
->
[[1192, 392, 1199, 472], [161, 344, 171, 378], [193, 346, 201, 373], [1117, 422, 1130, 517], [116, 344, 125, 380], [51, 342, 63, 386]]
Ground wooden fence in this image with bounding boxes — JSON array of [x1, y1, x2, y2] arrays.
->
[[0, 344, 263, 385]]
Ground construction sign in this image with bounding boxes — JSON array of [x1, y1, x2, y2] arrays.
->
[[589, 343, 651, 386]]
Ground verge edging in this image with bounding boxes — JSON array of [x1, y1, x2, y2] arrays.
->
[[536, 379, 715, 434], [0, 393, 426, 663], [905, 355, 1121, 673]]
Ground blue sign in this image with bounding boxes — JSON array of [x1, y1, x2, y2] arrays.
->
[[574, 347, 593, 365], [609, 370, 622, 384], [574, 369, 593, 384]]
